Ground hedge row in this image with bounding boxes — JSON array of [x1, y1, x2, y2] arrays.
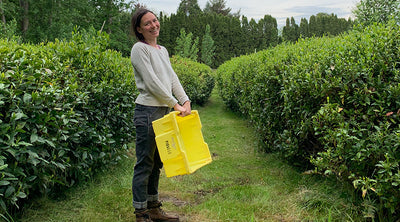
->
[[0, 29, 137, 218], [216, 21, 400, 219], [171, 55, 215, 106], [0, 29, 214, 219]]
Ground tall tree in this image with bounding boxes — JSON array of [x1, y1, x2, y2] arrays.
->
[[0, 0, 135, 55], [22, 0, 94, 41], [240, 15, 252, 54], [299, 18, 309, 38], [0, 0, 19, 40], [308, 15, 317, 37], [291, 17, 299, 40], [282, 17, 299, 42], [258, 14, 278, 48], [0, 0, 5, 25], [91, 0, 135, 55], [200, 24, 215, 66], [248, 18, 259, 51], [177, 0, 201, 16], [19, 0, 29, 35], [204, 0, 231, 16], [305, 13, 353, 38], [175, 28, 199, 61]]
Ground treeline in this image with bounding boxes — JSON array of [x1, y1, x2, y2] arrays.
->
[[283, 13, 354, 42], [0, 0, 135, 55], [158, 12, 279, 68], [1, 0, 353, 67], [159, 11, 353, 67]]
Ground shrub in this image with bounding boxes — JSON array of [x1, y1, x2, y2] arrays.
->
[[0, 29, 137, 219], [171, 55, 214, 106], [216, 21, 400, 219]]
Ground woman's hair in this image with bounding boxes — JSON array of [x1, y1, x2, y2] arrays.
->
[[131, 8, 156, 41]]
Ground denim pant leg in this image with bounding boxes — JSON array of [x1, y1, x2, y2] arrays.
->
[[132, 104, 170, 209]]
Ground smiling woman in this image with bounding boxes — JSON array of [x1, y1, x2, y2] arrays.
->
[[132, 10, 160, 47], [129, 7, 192, 222], [137, 13, 160, 47]]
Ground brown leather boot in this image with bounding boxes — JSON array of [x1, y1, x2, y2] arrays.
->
[[135, 209, 153, 222], [147, 201, 179, 222]]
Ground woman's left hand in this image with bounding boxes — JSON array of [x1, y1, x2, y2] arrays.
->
[[174, 101, 191, 117], [182, 100, 191, 116]]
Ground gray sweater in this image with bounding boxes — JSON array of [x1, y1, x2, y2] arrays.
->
[[130, 42, 189, 108]]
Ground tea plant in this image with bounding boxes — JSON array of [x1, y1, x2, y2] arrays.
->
[[216, 21, 400, 219], [171, 55, 215, 106], [0, 29, 137, 220]]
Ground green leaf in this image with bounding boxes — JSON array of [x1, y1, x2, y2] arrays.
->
[[23, 93, 32, 103], [30, 134, 39, 143], [0, 199, 6, 211], [46, 140, 55, 148], [27, 176, 37, 182], [16, 192, 27, 199], [28, 158, 40, 166], [27, 150, 39, 159], [0, 181, 10, 186], [0, 164, 8, 171], [27, 151, 40, 166], [12, 112, 26, 121], [4, 186, 15, 198], [17, 141, 32, 146], [6, 149, 16, 157], [58, 150, 65, 157], [54, 162, 66, 170]]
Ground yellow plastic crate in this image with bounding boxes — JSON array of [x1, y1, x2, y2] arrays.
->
[[152, 110, 212, 177]]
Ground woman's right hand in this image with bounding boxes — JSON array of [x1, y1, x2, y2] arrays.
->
[[173, 103, 191, 117]]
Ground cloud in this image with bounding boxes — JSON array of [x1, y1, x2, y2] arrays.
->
[[287, 5, 350, 18]]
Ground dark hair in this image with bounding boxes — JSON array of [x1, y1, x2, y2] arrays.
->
[[131, 8, 156, 41]]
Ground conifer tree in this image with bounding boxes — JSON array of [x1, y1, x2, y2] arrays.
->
[[282, 17, 299, 42], [299, 18, 309, 38], [204, 0, 231, 16], [175, 28, 199, 61], [177, 0, 202, 16], [309, 15, 317, 37], [201, 24, 216, 66]]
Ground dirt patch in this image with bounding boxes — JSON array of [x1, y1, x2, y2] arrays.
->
[[159, 194, 189, 207], [235, 176, 251, 185], [193, 187, 221, 197]]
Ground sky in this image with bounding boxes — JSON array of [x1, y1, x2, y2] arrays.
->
[[136, 0, 359, 27]]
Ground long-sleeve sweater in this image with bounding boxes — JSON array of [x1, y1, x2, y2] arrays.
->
[[130, 42, 189, 108]]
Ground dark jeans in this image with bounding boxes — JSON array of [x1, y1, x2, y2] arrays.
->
[[132, 104, 170, 209]]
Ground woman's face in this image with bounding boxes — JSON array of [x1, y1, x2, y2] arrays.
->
[[137, 12, 160, 42]]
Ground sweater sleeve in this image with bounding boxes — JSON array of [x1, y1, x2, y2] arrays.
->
[[171, 72, 190, 105], [131, 44, 178, 107], [165, 49, 190, 105]]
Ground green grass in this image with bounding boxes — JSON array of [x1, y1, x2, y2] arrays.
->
[[19, 91, 362, 221]]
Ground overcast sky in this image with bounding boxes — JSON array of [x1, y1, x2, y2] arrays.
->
[[137, 0, 359, 27]]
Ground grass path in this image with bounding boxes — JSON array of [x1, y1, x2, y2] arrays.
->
[[20, 92, 359, 221]]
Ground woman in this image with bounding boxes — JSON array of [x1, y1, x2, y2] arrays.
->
[[130, 8, 191, 222]]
